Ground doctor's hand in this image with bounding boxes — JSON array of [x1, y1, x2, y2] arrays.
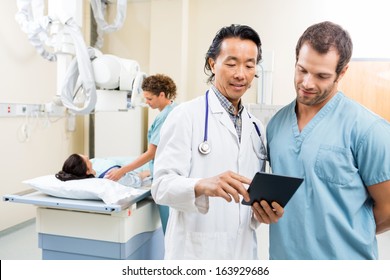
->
[[194, 171, 251, 203], [252, 200, 284, 224]]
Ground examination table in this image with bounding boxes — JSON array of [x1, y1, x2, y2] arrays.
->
[[3, 187, 165, 260]]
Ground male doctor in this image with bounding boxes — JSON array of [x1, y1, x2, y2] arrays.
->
[[152, 24, 284, 260]]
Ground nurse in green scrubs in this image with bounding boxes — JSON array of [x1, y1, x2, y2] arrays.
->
[[105, 74, 178, 234]]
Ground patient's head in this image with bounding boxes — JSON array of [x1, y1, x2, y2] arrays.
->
[[55, 154, 96, 181]]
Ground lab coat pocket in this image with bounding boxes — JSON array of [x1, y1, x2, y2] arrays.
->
[[314, 144, 358, 186], [184, 231, 231, 259]]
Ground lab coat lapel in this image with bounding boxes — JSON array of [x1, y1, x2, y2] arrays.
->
[[208, 90, 239, 142], [241, 107, 253, 145]]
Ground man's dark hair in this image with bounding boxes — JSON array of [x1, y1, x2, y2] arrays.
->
[[295, 21, 353, 75], [204, 24, 262, 83]]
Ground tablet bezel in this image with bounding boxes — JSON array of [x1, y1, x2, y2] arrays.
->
[[241, 172, 303, 207]]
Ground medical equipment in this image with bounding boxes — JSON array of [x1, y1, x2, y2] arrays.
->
[[198, 90, 263, 155], [15, 0, 127, 60], [61, 50, 146, 114], [198, 91, 211, 155], [93, 108, 147, 158], [15, 0, 145, 115], [90, 0, 127, 49]]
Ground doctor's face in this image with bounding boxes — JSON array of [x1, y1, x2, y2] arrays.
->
[[209, 37, 258, 107]]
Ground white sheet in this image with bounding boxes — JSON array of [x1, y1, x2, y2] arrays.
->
[[23, 175, 147, 205], [22, 157, 151, 205]]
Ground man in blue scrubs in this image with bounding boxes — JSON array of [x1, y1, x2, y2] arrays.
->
[[266, 21, 390, 259]]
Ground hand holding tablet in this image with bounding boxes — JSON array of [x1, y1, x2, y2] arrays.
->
[[242, 172, 304, 207]]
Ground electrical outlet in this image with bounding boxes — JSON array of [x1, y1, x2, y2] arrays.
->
[[0, 103, 46, 117], [0, 103, 16, 116], [15, 105, 27, 116]]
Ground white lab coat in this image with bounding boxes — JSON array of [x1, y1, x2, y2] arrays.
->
[[152, 88, 266, 259]]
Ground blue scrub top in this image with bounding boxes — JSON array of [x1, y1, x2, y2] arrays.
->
[[148, 102, 177, 175], [266, 92, 390, 259]]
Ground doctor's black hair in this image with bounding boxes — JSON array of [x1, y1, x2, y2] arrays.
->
[[204, 24, 262, 83]]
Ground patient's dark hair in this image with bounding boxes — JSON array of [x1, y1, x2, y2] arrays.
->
[[55, 153, 95, 181]]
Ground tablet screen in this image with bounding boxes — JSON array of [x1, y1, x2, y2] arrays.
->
[[241, 172, 303, 207]]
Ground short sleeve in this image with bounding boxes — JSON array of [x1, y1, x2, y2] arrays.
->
[[149, 117, 164, 146], [356, 119, 390, 186]]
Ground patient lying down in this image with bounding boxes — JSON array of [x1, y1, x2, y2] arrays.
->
[[55, 154, 150, 188]]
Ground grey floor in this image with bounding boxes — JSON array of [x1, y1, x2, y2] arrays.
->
[[0, 219, 41, 260], [1, 219, 389, 260]]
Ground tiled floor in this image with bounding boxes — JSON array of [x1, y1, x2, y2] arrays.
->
[[1, 219, 390, 260]]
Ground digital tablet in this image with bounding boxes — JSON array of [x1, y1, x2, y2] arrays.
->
[[241, 172, 304, 207]]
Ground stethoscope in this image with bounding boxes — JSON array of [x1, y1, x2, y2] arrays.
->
[[198, 90, 262, 155]]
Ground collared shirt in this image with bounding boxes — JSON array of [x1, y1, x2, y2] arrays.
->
[[212, 86, 244, 142]]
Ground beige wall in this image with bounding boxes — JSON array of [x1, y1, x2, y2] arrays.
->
[[103, 1, 151, 72], [0, 2, 85, 231], [110, 0, 390, 108]]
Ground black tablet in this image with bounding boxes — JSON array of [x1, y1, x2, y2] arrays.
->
[[241, 172, 304, 207]]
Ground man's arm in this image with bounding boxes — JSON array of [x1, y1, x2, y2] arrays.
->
[[368, 180, 390, 234]]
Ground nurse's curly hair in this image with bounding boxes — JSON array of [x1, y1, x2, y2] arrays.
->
[[204, 24, 262, 83], [141, 74, 177, 100], [55, 153, 95, 181]]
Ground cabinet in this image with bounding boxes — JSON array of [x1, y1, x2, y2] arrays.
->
[[339, 59, 390, 122]]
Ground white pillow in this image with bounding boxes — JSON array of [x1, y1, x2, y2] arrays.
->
[[23, 175, 147, 205]]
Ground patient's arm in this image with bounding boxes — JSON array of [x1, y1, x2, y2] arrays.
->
[[138, 170, 151, 180], [105, 144, 157, 181]]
